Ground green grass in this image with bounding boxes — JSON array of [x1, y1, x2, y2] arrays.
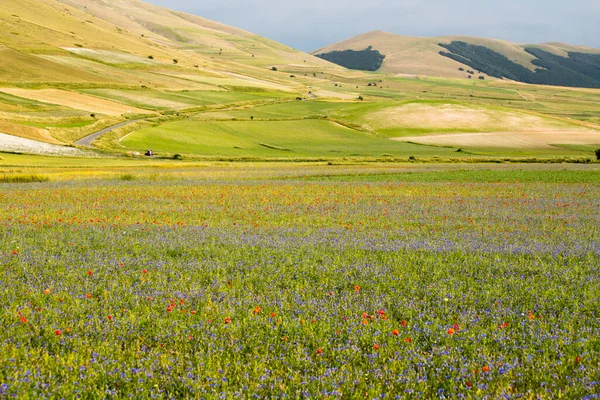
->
[[304, 169, 600, 183], [120, 119, 460, 158], [20, 120, 96, 129], [0, 174, 49, 183], [78, 89, 290, 111]]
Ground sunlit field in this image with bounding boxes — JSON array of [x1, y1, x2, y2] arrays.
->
[[1, 165, 599, 397]]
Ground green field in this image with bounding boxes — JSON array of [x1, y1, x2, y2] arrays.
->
[[120, 118, 461, 158], [78, 89, 289, 111]]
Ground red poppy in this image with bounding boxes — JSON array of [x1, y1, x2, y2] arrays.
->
[[142, 269, 148, 274], [55, 330, 61, 336], [482, 365, 490, 372], [85, 293, 92, 299], [107, 315, 113, 321], [447, 328, 456, 335], [87, 270, 93, 276], [253, 306, 261, 315], [373, 343, 380, 350], [354, 285, 360, 292], [316, 348, 323, 355], [404, 337, 412, 343], [19, 316, 27, 324], [12, 250, 18, 255], [270, 312, 276, 318], [224, 317, 231, 324], [392, 329, 399, 336], [401, 320, 407, 326], [453, 323, 460, 330], [378, 309, 385, 316]]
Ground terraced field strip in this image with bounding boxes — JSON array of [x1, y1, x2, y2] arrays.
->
[[394, 130, 600, 149], [0, 88, 153, 116]]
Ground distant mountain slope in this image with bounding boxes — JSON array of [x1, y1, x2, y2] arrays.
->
[[313, 31, 600, 88]]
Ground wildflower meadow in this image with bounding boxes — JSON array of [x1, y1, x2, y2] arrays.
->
[[0, 168, 599, 398]]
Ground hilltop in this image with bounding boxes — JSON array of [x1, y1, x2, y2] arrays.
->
[[313, 31, 600, 88], [0, 0, 336, 86]]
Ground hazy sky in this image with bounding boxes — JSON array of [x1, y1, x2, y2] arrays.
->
[[145, 0, 600, 52]]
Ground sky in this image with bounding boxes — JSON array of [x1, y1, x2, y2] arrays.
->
[[145, 0, 600, 52]]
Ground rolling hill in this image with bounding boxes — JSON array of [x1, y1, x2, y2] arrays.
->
[[313, 31, 600, 88], [0, 0, 598, 160], [0, 0, 337, 86]]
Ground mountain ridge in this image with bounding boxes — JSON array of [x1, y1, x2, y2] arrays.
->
[[313, 31, 600, 88]]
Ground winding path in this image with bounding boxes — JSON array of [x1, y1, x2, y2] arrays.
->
[[75, 119, 142, 148]]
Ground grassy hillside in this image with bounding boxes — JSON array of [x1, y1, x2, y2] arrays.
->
[[313, 31, 600, 88], [0, 0, 598, 161]]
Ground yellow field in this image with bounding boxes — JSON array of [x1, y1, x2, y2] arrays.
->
[[367, 103, 589, 133], [394, 130, 600, 149], [0, 88, 152, 116], [0, 120, 61, 143]]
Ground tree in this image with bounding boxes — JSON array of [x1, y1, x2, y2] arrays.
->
[[172, 59, 178, 64], [596, 148, 600, 160], [271, 67, 278, 71], [148, 55, 154, 59]]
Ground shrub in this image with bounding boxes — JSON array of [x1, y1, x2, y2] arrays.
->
[[172, 59, 178, 64], [173, 154, 183, 160], [148, 55, 154, 59], [596, 148, 600, 160], [119, 174, 136, 181], [271, 67, 278, 71]]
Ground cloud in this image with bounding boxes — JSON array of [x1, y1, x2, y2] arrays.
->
[[145, 0, 600, 51]]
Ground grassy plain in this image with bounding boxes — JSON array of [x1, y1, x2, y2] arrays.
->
[[0, 164, 599, 397]]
